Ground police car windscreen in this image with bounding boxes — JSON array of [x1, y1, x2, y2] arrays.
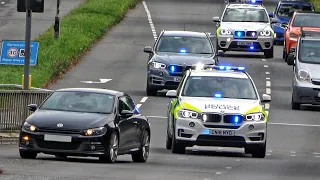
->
[[182, 76, 258, 99], [299, 40, 320, 64], [222, 8, 268, 22], [277, 4, 313, 18], [155, 36, 213, 54], [292, 14, 320, 27]]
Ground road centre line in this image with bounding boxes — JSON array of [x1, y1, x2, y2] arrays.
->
[[264, 65, 268, 67], [265, 72, 270, 74], [266, 77, 270, 80], [266, 81, 271, 87], [140, 97, 148, 103], [136, 104, 142, 108], [142, 1, 157, 41], [266, 88, 271, 94]]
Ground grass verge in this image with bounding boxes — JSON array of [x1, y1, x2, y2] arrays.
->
[[0, 0, 140, 88], [309, 0, 320, 9]]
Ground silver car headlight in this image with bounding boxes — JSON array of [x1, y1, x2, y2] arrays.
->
[[298, 69, 311, 82], [245, 112, 265, 121], [178, 109, 199, 119], [260, 30, 272, 36], [149, 62, 166, 69], [220, 29, 232, 35]]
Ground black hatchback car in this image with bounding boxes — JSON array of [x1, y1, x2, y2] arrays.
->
[[19, 88, 151, 163]]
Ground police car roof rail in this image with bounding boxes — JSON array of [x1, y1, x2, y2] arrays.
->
[[189, 65, 246, 72], [228, 0, 262, 5]]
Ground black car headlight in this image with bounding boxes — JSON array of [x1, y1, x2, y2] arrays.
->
[[245, 112, 265, 121], [83, 127, 107, 136], [22, 122, 37, 132], [178, 109, 200, 119]]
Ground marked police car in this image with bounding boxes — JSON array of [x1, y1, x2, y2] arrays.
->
[[165, 64, 271, 158], [212, 0, 277, 58]]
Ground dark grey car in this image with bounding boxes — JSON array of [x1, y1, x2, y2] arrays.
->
[[143, 30, 224, 96], [287, 30, 320, 110]]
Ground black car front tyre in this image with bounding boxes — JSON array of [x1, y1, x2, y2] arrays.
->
[[132, 130, 150, 163], [99, 131, 118, 163], [251, 144, 266, 158], [19, 150, 37, 159], [264, 47, 274, 59], [171, 127, 186, 154], [146, 82, 158, 96]]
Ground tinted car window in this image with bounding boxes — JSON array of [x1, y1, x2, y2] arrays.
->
[[155, 36, 213, 54], [40, 91, 114, 113], [222, 8, 268, 23], [299, 40, 320, 64], [182, 76, 257, 99], [277, 4, 313, 18], [292, 14, 320, 27], [118, 96, 135, 112]]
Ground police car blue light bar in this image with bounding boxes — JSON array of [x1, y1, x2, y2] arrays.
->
[[228, 0, 262, 4], [191, 64, 246, 72]]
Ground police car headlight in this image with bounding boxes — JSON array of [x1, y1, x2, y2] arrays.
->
[[220, 29, 231, 35], [149, 62, 166, 69], [245, 112, 265, 121], [260, 30, 272, 36], [178, 109, 199, 119]]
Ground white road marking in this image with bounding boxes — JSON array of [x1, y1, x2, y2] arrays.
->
[[226, 167, 232, 169], [265, 72, 270, 74], [215, 172, 222, 175], [266, 81, 271, 87], [136, 104, 142, 108], [266, 88, 271, 94], [316, 156, 320, 158], [264, 65, 268, 67], [266, 154, 272, 156], [266, 77, 270, 80], [236, 159, 240, 161], [291, 155, 296, 157], [265, 103, 270, 109], [262, 59, 266, 61], [268, 122, 320, 127], [142, 1, 157, 41], [312, 152, 320, 155], [290, 151, 296, 154], [1, 2, 5, 5], [267, 150, 273, 152], [140, 97, 148, 103], [80, 79, 112, 83]]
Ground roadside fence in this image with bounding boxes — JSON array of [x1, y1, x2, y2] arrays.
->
[[0, 84, 52, 132]]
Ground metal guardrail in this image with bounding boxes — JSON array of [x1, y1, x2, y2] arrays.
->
[[0, 84, 53, 132]]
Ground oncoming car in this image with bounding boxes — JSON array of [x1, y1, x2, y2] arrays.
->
[[19, 88, 151, 163], [143, 30, 224, 96], [212, 0, 277, 58], [269, 0, 315, 45], [165, 65, 271, 158]]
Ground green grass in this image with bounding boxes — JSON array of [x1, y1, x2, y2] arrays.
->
[[0, 0, 140, 88], [309, 0, 320, 9]]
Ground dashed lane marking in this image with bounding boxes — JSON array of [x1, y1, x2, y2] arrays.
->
[[136, 104, 142, 108], [140, 97, 148, 103], [264, 65, 268, 67], [266, 81, 271, 87], [265, 103, 270, 109], [266, 77, 270, 80], [262, 59, 266, 61], [266, 88, 271, 94], [142, 1, 157, 41], [265, 72, 270, 74]]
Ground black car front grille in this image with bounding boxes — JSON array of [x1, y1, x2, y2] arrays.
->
[[35, 140, 81, 150], [204, 113, 222, 123], [202, 113, 244, 124], [223, 114, 244, 124], [37, 127, 82, 134]]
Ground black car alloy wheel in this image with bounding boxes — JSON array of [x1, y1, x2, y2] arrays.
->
[[100, 131, 118, 163], [132, 130, 150, 162]]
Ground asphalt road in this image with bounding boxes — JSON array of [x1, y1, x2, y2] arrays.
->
[[2, 0, 320, 179]]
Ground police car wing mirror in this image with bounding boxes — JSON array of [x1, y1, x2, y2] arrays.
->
[[217, 50, 224, 56], [287, 54, 295, 66], [166, 90, 177, 98], [271, 18, 277, 24], [143, 46, 153, 53], [262, 94, 271, 102], [120, 110, 134, 117], [212, 16, 220, 22], [27, 104, 38, 112], [268, 12, 273, 17]]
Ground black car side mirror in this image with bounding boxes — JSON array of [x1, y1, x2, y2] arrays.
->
[[27, 104, 38, 112], [120, 110, 134, 117], [287, 54, 295, 66], [143, 46, 153, 53]]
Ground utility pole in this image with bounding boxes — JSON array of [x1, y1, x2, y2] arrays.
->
[[23, 0, 32, 90], [54, 0, 60, 39]]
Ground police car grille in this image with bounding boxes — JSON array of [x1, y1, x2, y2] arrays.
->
[[223, 115, 244, 124], [205, 114, 222, 123]]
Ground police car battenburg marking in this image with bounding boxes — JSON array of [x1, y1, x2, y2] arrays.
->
[[204, 104, 240, 111]]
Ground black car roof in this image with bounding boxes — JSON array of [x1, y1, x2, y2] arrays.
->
[[162, 31, 208, 38], [55, 88, 122, 96]]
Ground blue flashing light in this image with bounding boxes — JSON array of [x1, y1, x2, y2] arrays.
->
[[231, 115, 242, 124], [179, 48, 187, 53], [235, 31, 244, 37], [237, 67, 245, 71], [214, 92, 223, 98], [217, 65, 246, 71], [251, 0, 256, 3], [170, 65, 176, 72], [249, 46, 254, 50]]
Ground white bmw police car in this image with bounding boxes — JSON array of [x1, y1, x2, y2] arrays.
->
[[212, 0, 277, 58], [165, 64, 271, 158]]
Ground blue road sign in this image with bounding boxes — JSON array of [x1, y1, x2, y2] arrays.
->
[[0, 40, 39, 66]]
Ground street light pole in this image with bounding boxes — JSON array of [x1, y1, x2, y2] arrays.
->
[[54, 0, 60, 39], [23, 0, 32, 90]]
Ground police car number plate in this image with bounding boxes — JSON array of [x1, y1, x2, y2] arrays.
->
[[211, 129, 235, 136], [174, 77, 181, 82], [237, 41, 253, 46]]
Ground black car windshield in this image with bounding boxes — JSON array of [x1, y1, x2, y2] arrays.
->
[[182, 76, 257, 99], [277, 4, 313, 18], [292, 14, 320, 27], [299, 40, 320, 64], [155, 36, 213, 54], [222, 8, 268, 22], [40, 91, 114, 113]]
